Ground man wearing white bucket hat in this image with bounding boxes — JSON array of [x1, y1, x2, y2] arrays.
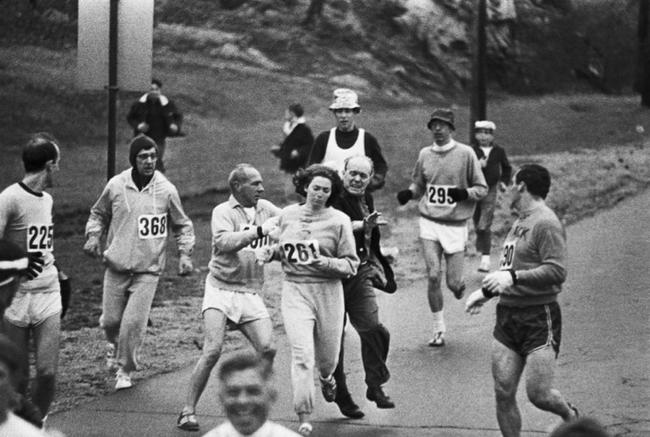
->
[[307, 89, 388, 192]]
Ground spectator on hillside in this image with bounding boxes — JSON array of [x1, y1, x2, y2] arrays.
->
[[307, 89, 388, 192], [126, 78, 183, 173], [472, 120, 512, 273], [83, 134, 195, 392], [271, 103, 314, 200]]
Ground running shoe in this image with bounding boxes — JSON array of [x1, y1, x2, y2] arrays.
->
[[115, 369, 132, 390], [177, 411, 200, 431], [428, 332, 445, 347], [298, 422, 312, 436], [105, 343, 118, 372], [319, 374, 337, 402]]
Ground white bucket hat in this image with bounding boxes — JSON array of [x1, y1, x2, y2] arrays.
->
[[474, 120, 496, 131], [329, 88, 361, 110]]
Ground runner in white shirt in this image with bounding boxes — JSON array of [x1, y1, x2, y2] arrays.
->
[[0, 134, 62, 423]]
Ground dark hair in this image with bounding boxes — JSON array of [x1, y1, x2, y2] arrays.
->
[[288, 103, 304, 118], [550, 417, 610, 437], [218, 351, 272, 382], [293, 164, 342, 207], [22, 133, 59, 173], [152, 78, 163, 88], [515, 164, 551, 199]]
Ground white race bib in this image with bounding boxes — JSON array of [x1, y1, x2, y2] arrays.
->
[[282, 240, 320, 265], [26, 223, 53, 252], [426, 184, 457, 210], [499, 241, 516, 270], [240, 224, 272, 251], [138, 214, 168, 239]]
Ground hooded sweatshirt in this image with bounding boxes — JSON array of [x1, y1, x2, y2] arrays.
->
[[85, 169, 195, 274]]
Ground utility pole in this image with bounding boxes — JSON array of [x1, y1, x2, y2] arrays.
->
[[470, 0, 487, 142], [638, 0, 650, 107], [107, 0, 119, 180]]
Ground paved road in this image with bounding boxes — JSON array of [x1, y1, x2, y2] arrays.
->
[[49, 191, 650, 437]]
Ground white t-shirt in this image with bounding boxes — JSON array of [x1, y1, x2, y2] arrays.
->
[[202, 421, 301, 437]]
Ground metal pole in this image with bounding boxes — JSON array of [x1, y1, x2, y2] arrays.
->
[[470, 0, 487, 143], [107, 0, 119, 180]]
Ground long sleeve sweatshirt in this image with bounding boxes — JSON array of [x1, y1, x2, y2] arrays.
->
[[277, 203, 359, 283]]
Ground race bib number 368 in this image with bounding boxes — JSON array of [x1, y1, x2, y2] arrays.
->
[[426, 184, 456, 209], [27, 224, 53, 252], [138, 214, 168, 239], [282, 240, 319, 265]]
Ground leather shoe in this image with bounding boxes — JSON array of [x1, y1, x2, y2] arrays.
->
[[335, 395, 365, 419], [366, 386, 395, 409]]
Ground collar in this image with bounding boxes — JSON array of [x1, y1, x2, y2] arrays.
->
[[431, 139, 455, 152], [222, 420, 273, 437], [139, 92, 169, 106]]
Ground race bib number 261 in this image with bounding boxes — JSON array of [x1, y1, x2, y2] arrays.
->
[[282, 240, 319, 265], [138, 214, 168, 239]]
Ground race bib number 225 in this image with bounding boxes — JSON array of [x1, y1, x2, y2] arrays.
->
[[27, 224, 53, 252]]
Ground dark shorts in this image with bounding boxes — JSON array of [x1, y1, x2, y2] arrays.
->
[[493, 302, 562, 357]]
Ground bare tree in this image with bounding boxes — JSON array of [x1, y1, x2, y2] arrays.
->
[[637, 0, 650, 106], [302, 0, 326, 27]]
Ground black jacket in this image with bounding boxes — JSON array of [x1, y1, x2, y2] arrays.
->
[[276, 123, 314, 173], [126, 93, 183, 142], [333, 190, 396, 294], [473, 143, 512, 187]]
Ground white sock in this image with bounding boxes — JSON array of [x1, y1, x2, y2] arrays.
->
[[481, 255, 490, 264], [432, 311, 446, 334]]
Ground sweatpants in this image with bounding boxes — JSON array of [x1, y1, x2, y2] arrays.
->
[[281, 279, 345, 415], [100, 268, 160, 373]]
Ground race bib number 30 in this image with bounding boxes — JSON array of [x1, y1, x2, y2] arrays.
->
[[138, 214, 168, 239], [240, 224, 271, 251], [282, 240, 319, 265], [426, 184, 456, 209], [27, 224, 53, 252], [499, 241, 516, 270]]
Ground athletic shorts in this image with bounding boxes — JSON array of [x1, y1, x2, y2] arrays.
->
[[419, 217, 468, 254], [202, 276, 269, 325], [493, 302, 562, 357], [5, 291, 62, 328]]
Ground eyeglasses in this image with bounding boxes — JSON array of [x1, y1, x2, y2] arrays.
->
[[136, 153, 158, 161]]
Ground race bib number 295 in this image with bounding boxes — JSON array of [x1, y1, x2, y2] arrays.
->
[[426, 184, 456, 209], [27, 224, 53, 252], [138, 214, 168, 239]]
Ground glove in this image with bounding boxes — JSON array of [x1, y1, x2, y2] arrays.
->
[[447, 187, 469, 203], [465, 288, 490, 315], [260, 216, 280, 236], [59, 274, 71, 320], [482, 270, 514, 295], [26, 252, 44, 280], [178, 254, 193, 276], [397, 189, 413, 205], [83, 236, 103, 258]]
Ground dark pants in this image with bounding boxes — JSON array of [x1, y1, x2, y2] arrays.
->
[[334, 263, 390, 400], [152, 137, 167, 172], [473, 185, 498, 254]]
